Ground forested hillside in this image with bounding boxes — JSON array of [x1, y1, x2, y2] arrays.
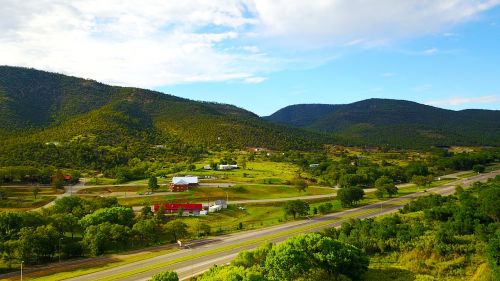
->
[[0, 66, 328, 169], [266, 99, 500, 147]]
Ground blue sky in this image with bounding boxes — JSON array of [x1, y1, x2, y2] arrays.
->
[[160, 5, 500, 115], [1, 1, 499, 115]]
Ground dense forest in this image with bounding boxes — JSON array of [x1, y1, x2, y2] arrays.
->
[[0, 66, 328, 168], [265, 99, 500, 147], [1, 67, 499, 175]]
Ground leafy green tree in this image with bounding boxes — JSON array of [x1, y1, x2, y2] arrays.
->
[[264, 233, 368, 281], [50, 213, 79, 238], [0, 240, 17, 268], [293, 178, 308, 192], [404, 162, 429, 179], [192, 220, 211, 237], [82, 222, 131, 256], [17, 225, 59, 263], [163, 220, 189, 242], [132, 219, 161, 244], [155, 205, 166, 222], [337, 187, 365, 207], [411, 175, 431, 187], [486, 231, 500, 281], [198, 265, 266, 281], [52, 169, 65, 189], [473, 164, 485, 174], [479, 184, 500, 222], [31, 186, 41, 199], [141, 205, 153, 218], [233, 242, 272, 269], [149, 176, 160, 192], [0, 187, 10, 200], [375, 176, 398, 198], [283, 200, 309, 219], [79, 207, 134, 228], [151, 271, 179, 281], [317, 202, 333, 214], [54, 196, 83, 215]]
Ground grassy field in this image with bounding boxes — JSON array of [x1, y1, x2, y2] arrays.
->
[[177, 160, 303, 184], [1, 247, 179, 281], [170, 183, 425, 236], [0, 186, 59, 210], [115, 184, 335, 207]]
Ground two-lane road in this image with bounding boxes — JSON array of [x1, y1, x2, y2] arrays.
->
[[58, 170, 499, 281]]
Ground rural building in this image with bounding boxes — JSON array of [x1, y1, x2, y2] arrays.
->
[[214, 199, 228, 209], [152, 203, 203, 215], [209, 204, 222, 212], [170, 176, 198, 192], [203, 165, 212, 170], [218, 164, 238, 170]]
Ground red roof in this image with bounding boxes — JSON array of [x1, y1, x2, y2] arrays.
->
[[153, 203, 203, 212]]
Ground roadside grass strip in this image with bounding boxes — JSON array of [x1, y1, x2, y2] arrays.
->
[[26, 174, 469, 281], [93, 202, 412, 281], [23, 249, 178, 281]]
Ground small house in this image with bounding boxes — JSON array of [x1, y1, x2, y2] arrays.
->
[[209, 205, 222, 212], [170, 176, 199, 192], [214, 199, 228, 209], [218, 164, 238, 170]]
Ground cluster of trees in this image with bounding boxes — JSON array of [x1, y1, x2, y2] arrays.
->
[[0, 166, 78, 185], [0, 139, 207, 179], [431, 150, 498, 172], [295, 153, 430, 188], [192, 233, 368, 281], [322, 176, 500, 279], [0, 196, 212, 267]]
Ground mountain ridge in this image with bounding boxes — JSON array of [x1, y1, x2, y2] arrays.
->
[[265, 99, 500, 147]]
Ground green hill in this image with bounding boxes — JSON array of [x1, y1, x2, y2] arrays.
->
[[0, 66, 329, 168], [265, 99, 500, 147]]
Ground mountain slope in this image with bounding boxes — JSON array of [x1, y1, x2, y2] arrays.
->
[[0, 66, 327, 151], [266, 99, 500, 147]]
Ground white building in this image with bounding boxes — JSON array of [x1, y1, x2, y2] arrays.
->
[[209, 205, 222, 212], [218, 164, 238, 170], [172, 176, 199, 185]]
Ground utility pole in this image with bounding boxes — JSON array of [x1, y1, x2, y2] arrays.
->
[[20, 261, 24, 281]]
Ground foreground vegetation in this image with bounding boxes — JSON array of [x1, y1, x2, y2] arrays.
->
[[151, 176, 500, 281]]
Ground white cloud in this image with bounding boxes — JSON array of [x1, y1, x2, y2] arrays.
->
[[413, 84, 433, 92], [423, 48, 439, 55], [0, 0, 499, 87], [251, 0, 500, 48], [381, 72, 396, 77], [426, 95, 500, 106], [244, 76, 267, 84]]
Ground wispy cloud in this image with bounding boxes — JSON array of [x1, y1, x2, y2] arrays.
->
[[381, 72, 396, 77], [426, 95, 500, 106], [423, 48, 438, 55], [0, 0, 498, 87], [412, 84, 432, 92], [244, 76, 267, 84]]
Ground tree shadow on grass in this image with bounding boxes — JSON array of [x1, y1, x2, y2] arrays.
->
[[364, 267, 416, 281]]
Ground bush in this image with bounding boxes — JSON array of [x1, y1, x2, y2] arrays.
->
[[151, 271, 179, 281]]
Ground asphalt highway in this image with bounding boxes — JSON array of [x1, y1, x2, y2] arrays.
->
[[61, 170, 499, 281]]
